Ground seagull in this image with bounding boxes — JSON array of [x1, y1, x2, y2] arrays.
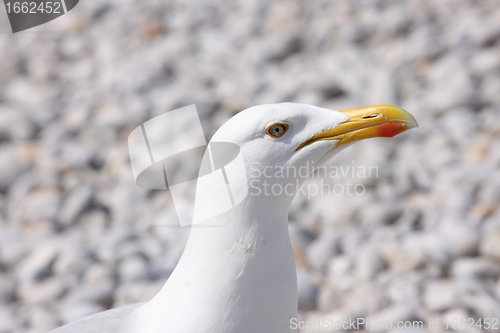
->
[[50, 103, 417, 333]]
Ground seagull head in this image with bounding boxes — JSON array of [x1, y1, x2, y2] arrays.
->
[[211, 103, 418, 176]]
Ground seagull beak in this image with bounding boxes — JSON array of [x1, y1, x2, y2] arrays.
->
[[296, 105, 418, 151]]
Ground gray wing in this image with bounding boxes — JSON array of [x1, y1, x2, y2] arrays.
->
[[49, 302, 145, 333]]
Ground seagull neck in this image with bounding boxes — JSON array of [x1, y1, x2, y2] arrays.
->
[[141, 190, 298, 332], [186, 198, 292, 251]]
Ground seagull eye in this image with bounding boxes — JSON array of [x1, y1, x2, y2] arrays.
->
[[266, 123, 289, 138]]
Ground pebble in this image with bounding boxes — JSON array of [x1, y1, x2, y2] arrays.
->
[[305, 233, 339, 271], [423, 279, 455, 312], [327, 255, 353, 278], [83, 263, 115, 287], [59, 301, 106, 325], [17, 241, 59, 284], [452, 257, 500, 280], [28, 305, 59, 333], [0, 306, 15, 333], [53, 245, 95, 278], [359, 202, 403, 227], [61, 284, 114, 310], [297, 270, 319, 312], [17, 277, 65, 304], [479, 230, 500, 262], [439, 221, 480, 258], [0, 145, 33, 193], [57, 185, 93, 227], [0, 273, 15, 304], [354, 245, 386, 279], [118, 255, 151, 282]]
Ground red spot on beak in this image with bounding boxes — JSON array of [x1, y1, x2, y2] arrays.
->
[[376, 122, 408, 137]]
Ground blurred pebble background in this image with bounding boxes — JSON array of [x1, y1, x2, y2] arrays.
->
[[0, 0, 500, 332]]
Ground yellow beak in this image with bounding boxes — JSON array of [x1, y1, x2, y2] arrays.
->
[[296, 105, 418, 151]]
